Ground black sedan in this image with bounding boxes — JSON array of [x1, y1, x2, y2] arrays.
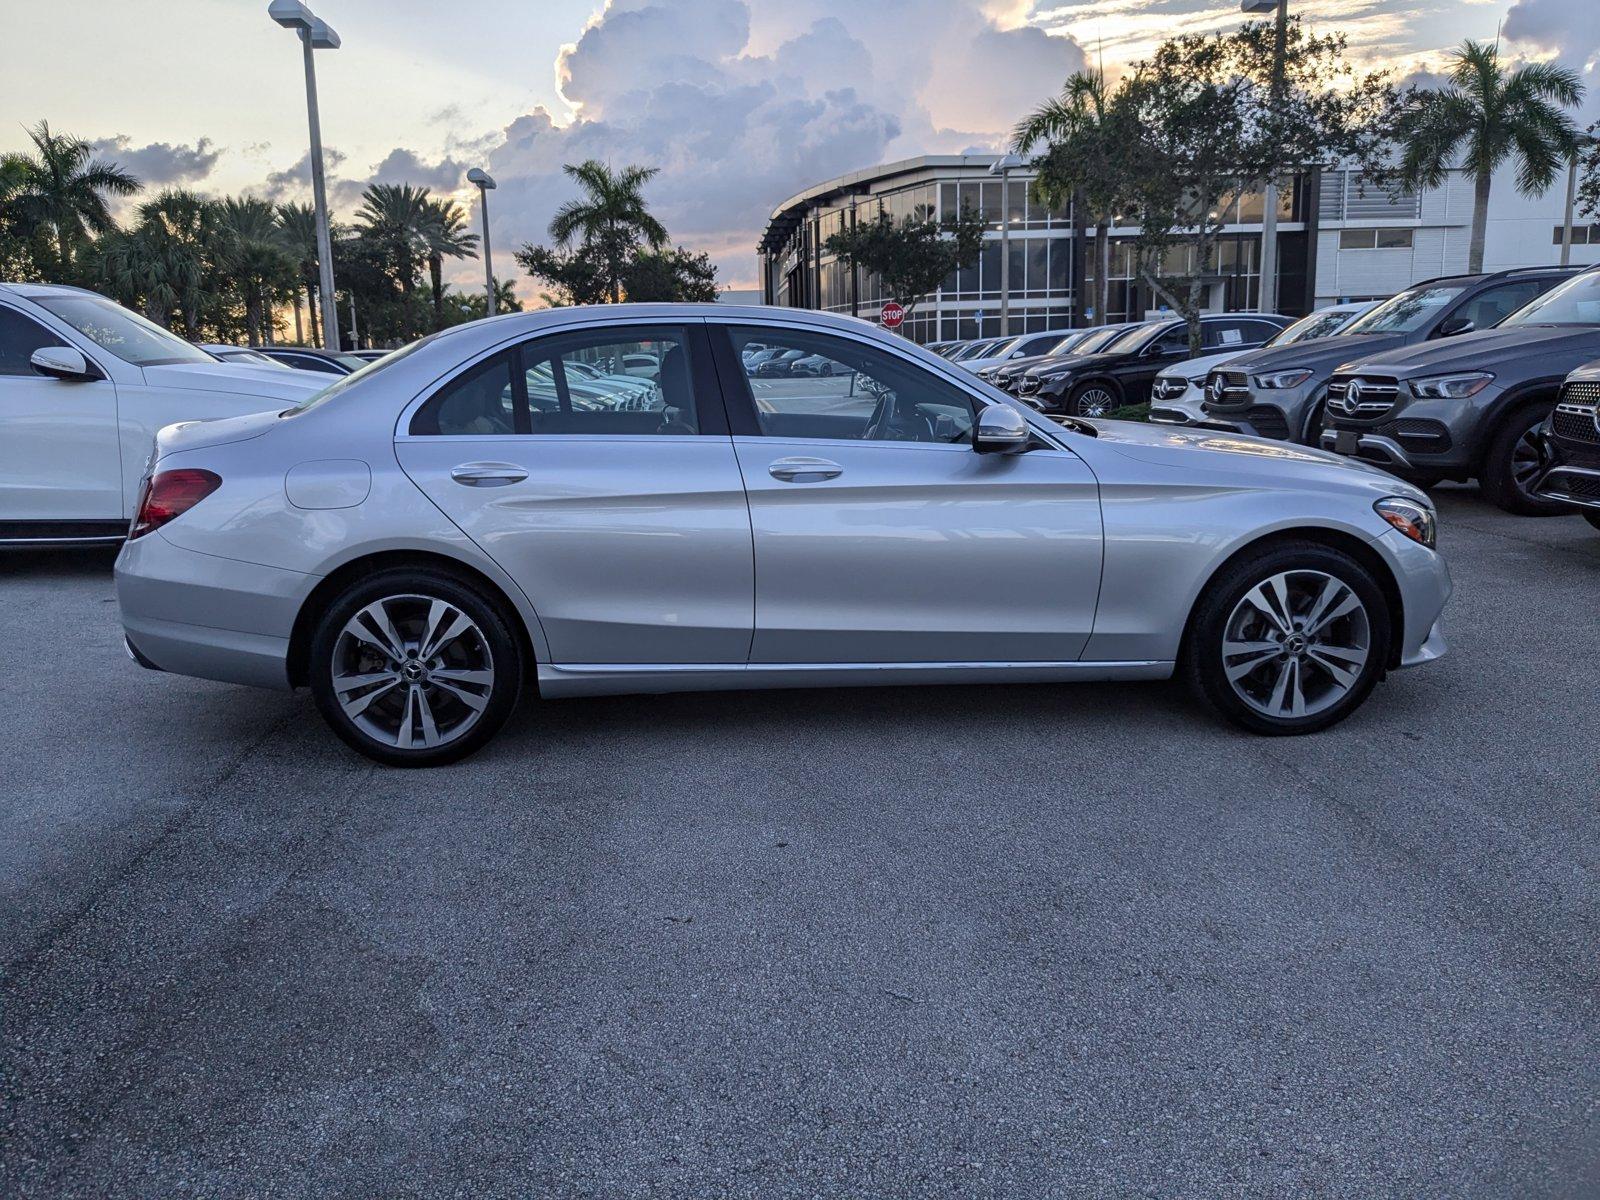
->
[[1023, 313, 1292, 416], [256, 347, 372, 375]]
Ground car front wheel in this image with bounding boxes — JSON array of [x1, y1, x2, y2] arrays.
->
[[309, 568, 523, 766], [1182, 543, 1391, 735], [1071, 381, 1120, 418], [1479, 405, 1566, 516]]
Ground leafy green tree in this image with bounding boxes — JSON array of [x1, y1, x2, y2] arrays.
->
[[429, 277, 523, 326], [620, 246, 719, 302], [420, 197, 479, 331], [1397, 40, 1584, 274], [274, 202, 328, 343], [514, 240, 612, 307], [821, 204, 987, 325], [0, 153, 43, 280], [1579, 122, 1600, 221], [547, 161, 669, 302], [5, 121, 140, 279], [1016, 68, 1125, 326], [355, 183, 434, 338], [211, 197, 294, 346]]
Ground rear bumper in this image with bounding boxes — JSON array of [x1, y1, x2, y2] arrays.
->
[[115, 531, 311, 690]]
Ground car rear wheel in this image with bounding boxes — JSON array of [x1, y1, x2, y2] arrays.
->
[[309, 568, 523, 766], [1071, 382, 1120, 418], [1479, 405, 1567, 516], [1181, 543, 1391, 736]]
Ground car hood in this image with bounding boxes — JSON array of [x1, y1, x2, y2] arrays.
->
[[1084, 417, 1427, 501], [142, 361, 329, 402], [1158, 348, 1244, 382], [1222, 332, 1408, 376], [1329, 325, 1600, 376], [1029, 350, 1123, 378]]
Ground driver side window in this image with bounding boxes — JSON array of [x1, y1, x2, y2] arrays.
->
[[726, 325, 976, 444]]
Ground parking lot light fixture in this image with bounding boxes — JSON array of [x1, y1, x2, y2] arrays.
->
[[989, 153, 1026, 337], [467, 168, 498, 317], [270, 0, 342, 352], [1242, 0, 1290, 314]]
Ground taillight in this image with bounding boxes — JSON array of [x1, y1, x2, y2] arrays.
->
[[129, 468, 221, 539]]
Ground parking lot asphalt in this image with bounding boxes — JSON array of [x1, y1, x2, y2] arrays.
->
[[2, 489, 1597, 1198]]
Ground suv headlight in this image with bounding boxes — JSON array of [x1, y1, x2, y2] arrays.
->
[[1374, 497, 1436, 548], [1410, 371, 1493, 400], [1251, 369, 1312, 389]]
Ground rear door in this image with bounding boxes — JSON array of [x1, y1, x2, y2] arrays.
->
[[395, 322, 754, 665], [0, 302, 122, 523], [713, 321, 1104, 664]]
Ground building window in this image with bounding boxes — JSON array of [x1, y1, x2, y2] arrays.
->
[[1339, 228, 1414, 250], [1552, 224, 1600, 245]]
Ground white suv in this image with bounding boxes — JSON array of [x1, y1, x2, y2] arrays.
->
[[0, 283, 326, 545]]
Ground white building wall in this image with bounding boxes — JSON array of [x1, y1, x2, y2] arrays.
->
[[1314, 162, 1600, 308]]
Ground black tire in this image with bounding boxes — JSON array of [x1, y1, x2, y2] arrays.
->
[[1584, 511, 1600, 533], [1180, 541, 1392, 736], [1479, 404, 1566, 516], [309, 567, 524, 767], [1070, 380, 1121, 418]]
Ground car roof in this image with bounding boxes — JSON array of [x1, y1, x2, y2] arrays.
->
[[0, 282, 114, 301]]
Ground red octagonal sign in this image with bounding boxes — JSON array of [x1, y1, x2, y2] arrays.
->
[[879, 301, 905, 329]]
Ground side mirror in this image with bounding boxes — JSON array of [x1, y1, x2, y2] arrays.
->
[[1438, 316, 1475, 337], [973, 405, 1030, 454], [31, 346, 96, 381]]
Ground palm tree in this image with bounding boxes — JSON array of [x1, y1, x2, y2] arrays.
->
[[7, 121, 140, 279], [549, 161, 668, 302], [211, 197, 292, 346], [420, 197, 479, 330], [1398, 41, 1584, 273], [355, 183, 433, 337], [1015, 70, 1121, 325], [133, 190, 212, 337], [275, 202, 325, 343]]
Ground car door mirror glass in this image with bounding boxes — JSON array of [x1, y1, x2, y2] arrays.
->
[[31, 346, 94, 381], [973, 405, 1030, 454], [1438, 316, 1474, 337]]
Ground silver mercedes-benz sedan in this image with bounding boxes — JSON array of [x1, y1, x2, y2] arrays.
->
[[115, 304, 1451, 766]]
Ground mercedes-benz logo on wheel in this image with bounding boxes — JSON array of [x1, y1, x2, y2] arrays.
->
[[1341, 380, 1362, 416]]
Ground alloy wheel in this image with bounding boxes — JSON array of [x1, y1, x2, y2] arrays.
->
[[1220, 569, 1371, 720], [1074, 387, 1117, 417], [1510, 427, 1543, 499], [331, 593, 495, 750]]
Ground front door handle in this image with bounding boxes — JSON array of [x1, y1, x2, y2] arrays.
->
[[768, 456, 843, 483], [450, 462, 528, 487]]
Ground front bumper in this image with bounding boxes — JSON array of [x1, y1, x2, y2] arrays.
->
[[1531, 426, 1600, 511], [1199, 378, 1323, 443], [1379, 527, 1452, 670], [1319, 389, 1485, 477], [115, 531, 312, 691], [1149, 383, 1206, 426]]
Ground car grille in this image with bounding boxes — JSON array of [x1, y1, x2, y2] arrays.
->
[[1327, 375, 1400, 419], [1203, 370, 1250, 410], [1552, 384, 1600, 445], [1244, 406, 1290, 440], [1018, 375, 1042, 396], [1376, 417, 1453, 452], [1152, 377, 1189, 402], [1545, 471, 1600, 502]]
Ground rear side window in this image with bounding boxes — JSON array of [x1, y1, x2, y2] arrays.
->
[[411, 352, 517, 436], [0, 305, 67, 377], [1452, 281, 1543, 331]]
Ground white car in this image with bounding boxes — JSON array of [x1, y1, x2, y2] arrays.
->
[[1148, 301, 1379, 427], [1, 283, 327, 545]]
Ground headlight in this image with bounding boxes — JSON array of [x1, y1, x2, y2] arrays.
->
[[1251, 369, 1312, 389], [1374, 497, 1436, 548], [1410, 371, 1493, 400]]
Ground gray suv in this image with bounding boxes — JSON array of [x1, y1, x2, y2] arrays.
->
[[1199, 267, 1580, 445], [1319, 267, 1600, 513]]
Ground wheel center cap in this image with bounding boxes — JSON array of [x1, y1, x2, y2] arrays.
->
[[402, 660, 426, 682], [1285, 633, 1308, 656]]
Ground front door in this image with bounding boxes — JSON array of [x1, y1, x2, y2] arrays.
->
[[714, 323, 1104, 664], [394, 322, 753, 666], [0, 303, 122, 523]]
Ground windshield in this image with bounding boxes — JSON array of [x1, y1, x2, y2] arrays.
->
[[1104, 323, 1163, 354], [1071, 326, 1131, 354], [952, 340, 999, 361], [1345, 285, 1466, 335], [284, 333, 438, 416], [1500, 271, 1600, 327], [33, 294, 215, 366], [1272, 308, 1364, 346]]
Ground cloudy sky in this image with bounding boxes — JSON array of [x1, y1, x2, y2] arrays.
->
[[2, 0, 1592, 295]]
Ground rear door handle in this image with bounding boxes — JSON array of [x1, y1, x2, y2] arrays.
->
[[768, 456, 842, 483], [450, 462, 528, 487]]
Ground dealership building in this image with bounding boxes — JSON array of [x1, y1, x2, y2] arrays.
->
[[757, 154, 1600, 344]]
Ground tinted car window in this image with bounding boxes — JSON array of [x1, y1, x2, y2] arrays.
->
[[1453, 281, 1543, 331], [411, 352, 517, 436], [0, 305, 67, 377], [725, 325, 976, 445], [526, 326, 698, 435], [1202, 320, 1254, 350]]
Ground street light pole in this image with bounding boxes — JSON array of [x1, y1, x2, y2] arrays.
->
[[989, 153, 1025, 338], [1244, 0, 1289, 314], [467, 169, 497, 317], [271, 1, 342, 351], [1560, 149, 1579, 267]]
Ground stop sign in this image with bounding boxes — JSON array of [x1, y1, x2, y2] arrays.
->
[[879, 301, 905, 329]]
